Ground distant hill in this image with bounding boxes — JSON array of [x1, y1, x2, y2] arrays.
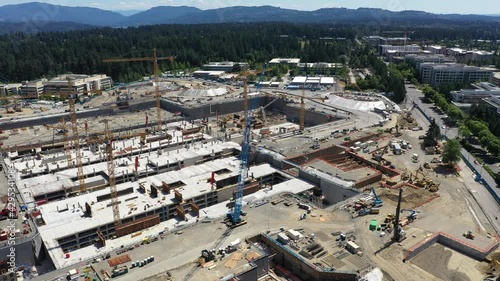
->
[[0, 2, 499, 31], [114, 10, 144, 17], [0, 21, 95, 34], [0, 2, 126, 26], [124, 6, 201, 26]]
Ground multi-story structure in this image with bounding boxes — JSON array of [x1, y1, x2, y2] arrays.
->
[[364, 36, 409, 46], [419, 63, 493, 87], [268, 58, 301, 66], [493, 72, 500, 87], [455, 50, 494, 63], [450, 82, 500, 104], [0, 84, 6, 96], [425, 45, 446, 55], [20, 79, 46, 97], [43, 74, 112, 95], [379, 44, 421, 55], [405, 54, 455, 68], [481, 96, 500, 117], [202, 62, 249, 72], [297, 62, 342, 74]]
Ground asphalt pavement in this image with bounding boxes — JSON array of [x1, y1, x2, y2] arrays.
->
[[405, 84, 500, 234]]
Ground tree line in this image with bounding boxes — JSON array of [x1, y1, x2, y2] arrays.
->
[[0, 23, 358, 83]]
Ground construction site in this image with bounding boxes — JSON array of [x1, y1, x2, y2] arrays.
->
[[0, 58, 499, 281]]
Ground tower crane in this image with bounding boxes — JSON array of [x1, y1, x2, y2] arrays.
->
[[227, 64, 267, 226], [66, 79, 86, 192], [103, 49, 176, 134], [300, 83, 305, 132], [103, 119, 121, 229]]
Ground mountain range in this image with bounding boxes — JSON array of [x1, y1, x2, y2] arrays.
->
[[0, 2, 499, 33]]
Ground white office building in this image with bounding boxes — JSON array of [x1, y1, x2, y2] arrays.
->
[[419, 63, 493, 87], [202, 62, 249, 72], [379, 44, 421, 55]]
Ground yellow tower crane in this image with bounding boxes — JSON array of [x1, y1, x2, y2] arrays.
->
[[103, 49, 176, 134], [102, 119, 121, 228]]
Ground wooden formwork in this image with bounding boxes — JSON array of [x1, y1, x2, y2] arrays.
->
[[115, 214, 160, 237]]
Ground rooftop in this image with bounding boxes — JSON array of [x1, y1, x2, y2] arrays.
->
[[269, 58, 301, 64], [36, 158, 282, 240]]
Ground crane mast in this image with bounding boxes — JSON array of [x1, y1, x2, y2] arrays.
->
[[104, 120, 121, 227], [67, 79, 86, 192], [61, 118, 72, 166], [103, 50, 176, 135], [300, 84, 305, 132], [228, 64, 267, 225]]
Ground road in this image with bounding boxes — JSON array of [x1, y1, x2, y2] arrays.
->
[[405, 84, 500, 234]]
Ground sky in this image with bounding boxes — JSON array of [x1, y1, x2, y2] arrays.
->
[[1, 0, 499, 14]]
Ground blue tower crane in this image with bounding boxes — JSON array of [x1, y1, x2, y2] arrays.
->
[[371, 186, 383, 207], [227, 64, 267, 226]]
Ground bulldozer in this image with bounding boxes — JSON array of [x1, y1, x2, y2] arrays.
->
[[463, 231, 475, 240]]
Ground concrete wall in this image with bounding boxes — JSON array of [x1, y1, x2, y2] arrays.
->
[[404, 232, 499, 261], [284, 105, 335, 126], [318, 177, 359, 204], [161, 97, 267, 120], [258, 234, 357, 281], [354, 172, 382, 189]]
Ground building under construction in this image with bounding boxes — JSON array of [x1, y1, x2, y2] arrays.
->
[[3, 117, 315, 269]]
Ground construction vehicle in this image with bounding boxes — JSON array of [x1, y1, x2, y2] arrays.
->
[[371, 186, 383, 207], [401, 209, 419, 221], [463, 231, 475, 240], [226, 64, 267, 227]]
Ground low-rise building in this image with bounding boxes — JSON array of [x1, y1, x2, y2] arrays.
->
[[425, 45, 446, 55], [192, 70, 226, 80], [268, 58, 301, 65], [289, 76, 335, 88], [202, 62, 248, 72], [297, 62, 342, 74], [405, 54, 455, 68], [20, 79, 46, 97], [43, 74, 112, 95], [380, 44, 421, 55], [493, 72, 500, 87], [451, 82, 500, 104], [481, 96, 500, 117]]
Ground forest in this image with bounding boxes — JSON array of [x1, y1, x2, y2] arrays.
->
[[0, 23, 360, 83]]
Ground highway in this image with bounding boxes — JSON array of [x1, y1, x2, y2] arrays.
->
[[405, 85, 500, 234]]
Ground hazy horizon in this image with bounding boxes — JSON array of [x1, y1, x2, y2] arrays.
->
[[1, 0, 500, 15]]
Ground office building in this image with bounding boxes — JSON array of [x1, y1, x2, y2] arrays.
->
[[379, 44, 421, 55], [481, 96, 500, 117], [419, 63, 493, 87], [43, 74, 112, 95], [20, 79, 46, 97], [425, 45, 446, 55], [202, 62, 249, 72], [297, 62, 342, 74], [268, 58, 301, 65], [450, 82, 500, 104], [405, 54, 455, 68]]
